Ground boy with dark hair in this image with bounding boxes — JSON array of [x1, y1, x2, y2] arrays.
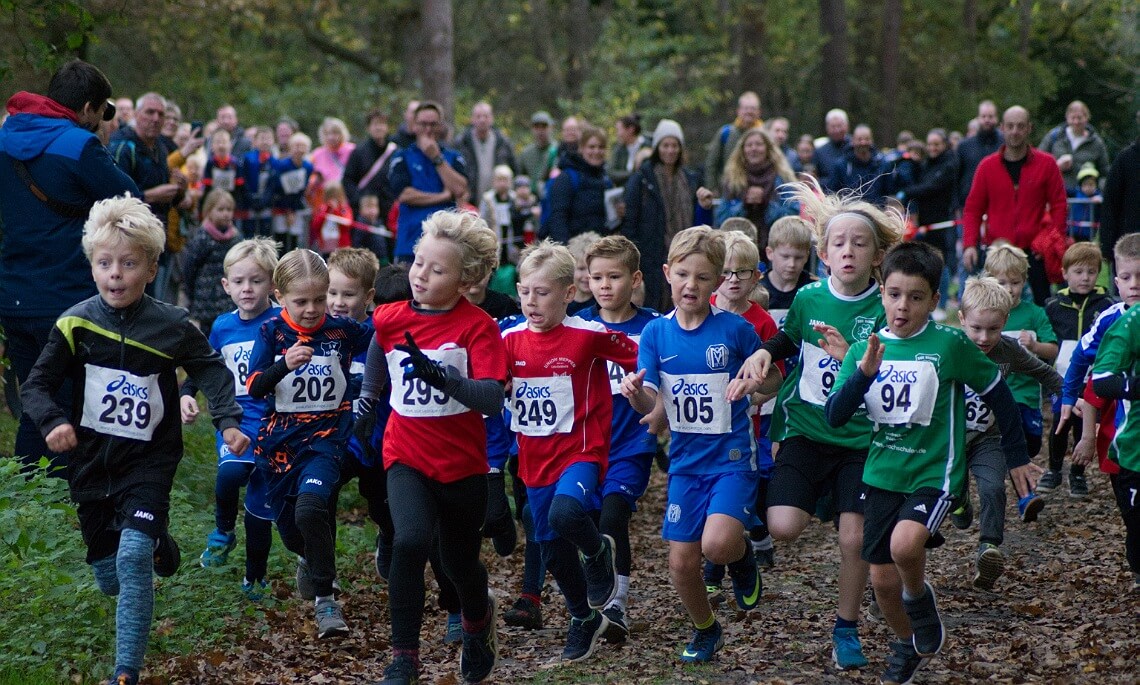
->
[[825, 241, 1038, 685]]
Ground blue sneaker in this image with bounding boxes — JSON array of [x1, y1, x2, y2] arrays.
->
[[444, 611, 463, 644], [199, 528, 236, 568], [111, 667, 139, 685], [679, 620, 723, 663], [727, 546, 762, 611], [831, 627, 869, 669], [880, 640, 928, 685], [241, 577, 269, 602], [1018, 493, 1044, 523]]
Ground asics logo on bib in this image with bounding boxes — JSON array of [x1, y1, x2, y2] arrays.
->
[[133, 510, 155, 521], [875, 365, 919, 384], [817, 356, 841, 372], [304, 478, 323, 486], [515, 381, 552, 399], [294, 361, 334, 376], [231, 347, 252, 364], [671, 378, 710, 396], [107, 375, 149, 400]]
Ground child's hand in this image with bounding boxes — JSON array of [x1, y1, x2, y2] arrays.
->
[[180, 396, 201, 424], [813, 323, 850, 362], [283, 341, 314, 370], [1071, 436, 1096, 467], [1054, 401, 1074, 434], [222, 427, 251, 457], [1018, 330, 1037, 348], [738, 349, 773, 382], [639, 400, 668, 436], [45, 423, 77, 453], [696, 186, 715, 210], [857, 333, 884, 378], [1009, 462, 1043, 498], [726, 378, 758, 403], [620, 369, 646, 399]]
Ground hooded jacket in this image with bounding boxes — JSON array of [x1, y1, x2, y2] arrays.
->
[[0, 92, 140, 318]]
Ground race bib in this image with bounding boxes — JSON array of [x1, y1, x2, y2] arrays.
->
[[964, 388, 994, 432], [1003, 330, 1031, 348], [220, 341, 254, 397], [80, 364, 164, 441], [493, 202, 511, 228], [279, 168, 307, 195], [768, 308, 789, 329], [510, 376, 574, 436], [212, 168, 236, 192], [1055, 339, 1077, 377], [274, 354, 348, 412], [864, 361, 938, 426], [388, 347, 469, 418], [607, 334, 639, 395], [661, 372, 731, 435], [798, 342, 842, 406], [759, 395, 776, 417]]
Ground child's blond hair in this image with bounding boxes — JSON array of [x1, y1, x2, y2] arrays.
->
[[786, 177, 903, 260], [83, 194, 165, 264], [493, 164, 514, 181], [224, 236, 279, 276], [585, 234, 640, 275], [274, 249, 329, 293], [418, 210, 499, 285], [329, 247, 381, 291], [202, 188, 235, 220], [1115, 233, 1140, 263], [768, 215, 814, 253], [323, 181, 348, 204], [667, 226, 726, 274], [518, 239, 575, 285], [722, 230, 760, 270], [983, 243, 1029, 280], [288, 132, 312, 152], [719, 217, 757, 244], [749, 283, 770, 309], [1061, 242, 1102, 272], [959, 276, 1013, 317], [567, 231, 602, 261]]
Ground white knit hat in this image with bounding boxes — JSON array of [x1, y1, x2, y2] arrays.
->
[[652, 119, 684, 148]]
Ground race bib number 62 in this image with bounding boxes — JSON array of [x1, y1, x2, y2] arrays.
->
[[81, 364, 164, 441]]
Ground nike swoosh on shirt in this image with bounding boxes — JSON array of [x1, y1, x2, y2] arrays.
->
[[659, 355, 679, 363]]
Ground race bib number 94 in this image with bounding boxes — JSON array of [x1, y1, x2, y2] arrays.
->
[[799, 343, 841, 406], [275, 354, 348, 413], [388, 347, 469, 418], [511, 376, 574, 436], [220, 341, 254, 397], [661, 372, 730, 435], [864, 361, 938, 426], [81, 364, 164, 441]]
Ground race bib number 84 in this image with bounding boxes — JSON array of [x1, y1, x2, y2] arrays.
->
[[81, 364, 164, 441]]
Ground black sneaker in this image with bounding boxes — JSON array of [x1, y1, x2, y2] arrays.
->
[[486, 515, 518, 558], [561, 610, 609, 662], [753, 545, 776, 570], [377, 654, 420, 684], [950, 500, 973, 530], [727, 546, 762, 611], [315, 598, 349, 639], [460, 592, 498, 683], [503, 596, 543, 630], [601, 606, 629, 644], [375, 534, 393, 582], [1069, 473, 1089, 499], [582, 534, 618, 610], [154, 530, 181, 578], [1037, 469, 1062, 493], [972, 544, 1004, 592], [880, 639, 928, 685], [902, 581, 944, 657]]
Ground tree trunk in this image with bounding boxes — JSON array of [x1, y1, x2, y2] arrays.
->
[[877, 0, 902, 144], [1018, 0, 1031, 58], [420, 0, 455, 135], [564, 0, 591, 100], [734, 0, 769, 110], [529, 0, 563, 106], [962, 0, 979, 95], [819, 0, 849, 111]]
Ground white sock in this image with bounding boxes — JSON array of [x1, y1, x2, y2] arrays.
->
[[610, 575, 631, 612], [752, 535, 774, 552], [315, 594, 334, 606]]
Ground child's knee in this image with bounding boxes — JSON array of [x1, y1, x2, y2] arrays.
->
[[837, 515, 863, 554], [293, 492, 330, 530], [889, 524, 927, 566], [870, 563, 900, 592], [547, 494, 586, 535], [668, 547, 700, 582], [91, 555, 119, 596]]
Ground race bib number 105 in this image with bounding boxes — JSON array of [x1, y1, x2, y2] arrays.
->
[[661, 372, 730, 435], [81, 364, 164, 441]]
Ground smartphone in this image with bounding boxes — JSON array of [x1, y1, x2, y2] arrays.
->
[[190, 120, 204, 133]]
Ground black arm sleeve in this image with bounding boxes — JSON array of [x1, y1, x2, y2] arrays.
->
[[180, 378, 200, 398], [824, 371, 873, 427], [1092, 374, 1140, 401], [759, 329, 800, 362], [360, 338, 390, 400], [247, 358, 291, 399], [980, 379, 1030, 469], [443, 369, 505, 416], [21, 325, 73, 437]]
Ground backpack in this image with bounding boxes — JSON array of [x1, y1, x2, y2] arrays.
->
[[537, 167, 581, 239], [720, 124, 733, 147]]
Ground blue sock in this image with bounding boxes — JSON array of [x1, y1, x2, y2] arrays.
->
[[92, 554, 119, 596], [834, 615, 857, 632], [115, 528, 155, 672]]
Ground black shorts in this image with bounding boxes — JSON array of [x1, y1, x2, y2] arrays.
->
[[76, 481, 171, 564], [861, 485, 953, 565], [768, 435, 867, 515], [1111, 467, 1140, 519]]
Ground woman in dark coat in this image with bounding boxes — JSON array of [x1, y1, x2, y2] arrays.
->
[[545, 125, 613, 244], [900, 128, 958, 309]]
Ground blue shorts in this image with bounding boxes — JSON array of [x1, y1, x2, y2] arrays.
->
[[243, 466, 274, 521], [1019, 404, 1043, 438], [261, 453, 340, 522], [662, 471, 760, 542], [527, 461, 600, 542], [488, 452, 509, 472], [215, 415, 260, 465], [600, 452, 654, 510]]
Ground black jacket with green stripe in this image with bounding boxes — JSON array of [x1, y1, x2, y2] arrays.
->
[[23, 294, 242, 502]]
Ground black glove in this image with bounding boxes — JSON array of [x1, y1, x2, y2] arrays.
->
[[352, 396, 378, 457], [395, 331, 448, 390]]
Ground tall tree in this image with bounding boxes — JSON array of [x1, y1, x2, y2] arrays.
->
[[733, 0, 769, 110], [878, 0, 902, 143], [819, 0, 849, 110], [420, 0, 455, 130]]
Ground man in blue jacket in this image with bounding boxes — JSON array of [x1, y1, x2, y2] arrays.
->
[[0, 59, 139, 473]]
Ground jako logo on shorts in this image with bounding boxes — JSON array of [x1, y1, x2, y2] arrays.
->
[[133, 510, 155, 521], [304, 478, 324, 486]]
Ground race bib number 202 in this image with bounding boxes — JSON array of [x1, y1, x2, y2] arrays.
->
[[81, 364, 164, 441]]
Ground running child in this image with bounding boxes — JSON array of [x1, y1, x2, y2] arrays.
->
[[243, 126, 277, 238], [182, 189, 243, 335], [825, 241, 1039, 685], [760, 215, 818, 330], [1041, 242, 1116, 497], [360, 210, 505, 684], [620, 226, 776, 663], [579, 234, 660, 641], [245, 248, 373, 639], [23, 196, 248, 685], [201, 128, 246, 215], [953, 276, 1059, 590], [503, 239, 639, 662], [739, 181, 902, 669], [567, 231, 602, 315], [181, 236, 280, 601]]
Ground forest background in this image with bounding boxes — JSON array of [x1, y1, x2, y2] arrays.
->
[[1, 0, 1137, 158]]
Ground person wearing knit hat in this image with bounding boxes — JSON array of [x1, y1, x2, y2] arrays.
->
[[1070, 162, 1103, 241], [652, 119, 684, 148]]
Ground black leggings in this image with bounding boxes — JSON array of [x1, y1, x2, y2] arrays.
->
[[386, 463, 489, 650], [1111, 471, 1140, 574], [599, 494, 633, 576], [1048, 417, 1085, 476]]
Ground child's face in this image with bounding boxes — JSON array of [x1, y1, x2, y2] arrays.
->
[[515, 185, 533, 203], [221, 257, 273, 318], [1064, 261, 1099, 296], [766, 244, 810, 285], [359, 198, 381, 221], [881, 272, 937, 338], [289, 140, 309, 160], [820, 218, 881, 290], [493, 176, 511, 194], [1080, 178, 1098, 196], [518, 266, 574, 332], [717, 255, 759, 306], [990, 271, 1025, 304], [211, 134, 231, 159], [796, 140, 814, 162], [1114, 256, 1140, 306], [409, 234, 466, 310], [665, 252, 721, 318], [277, 277, 328, 328], [328, 268, 373, 321], [958, 307, 1008, 354], [588, 256, 640, 313], [254, 131, 274, 153], [90, 241, 157, 309], [573, 256, 592, 300], [208, 200, 235, 228]]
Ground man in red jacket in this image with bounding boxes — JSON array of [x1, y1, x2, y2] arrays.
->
[[962, 106, 1067, 305]]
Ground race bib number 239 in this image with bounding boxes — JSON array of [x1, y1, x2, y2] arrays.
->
[[80, 364, 164, 441]]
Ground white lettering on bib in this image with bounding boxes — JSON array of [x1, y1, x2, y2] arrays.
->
[[274, 353, 348, 412], [864, 360, 938, 426], [510, 376, 574, 436], [81, 364, 164, 441], [798, 342, 842, 406], [388, 347, 469, 418], [220, 341, 254, 397], [279, 168, 307, 195], [661, 372, 731, 435], [964, 388, 994, 432], [212, 168, 236, 192]]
